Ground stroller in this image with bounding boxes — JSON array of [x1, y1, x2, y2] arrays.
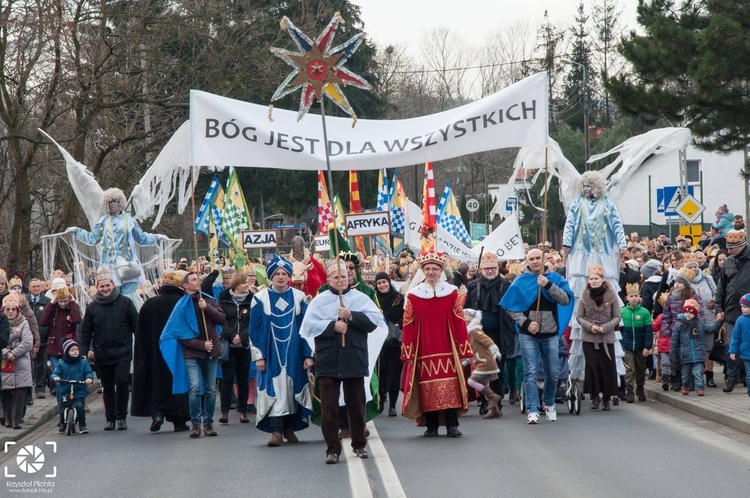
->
[[519, 336, 582, 416]]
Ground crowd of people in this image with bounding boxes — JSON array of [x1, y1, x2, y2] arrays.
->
[[2, 203, 750, 463]]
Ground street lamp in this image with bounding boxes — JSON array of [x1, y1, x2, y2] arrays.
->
[[561, 58, 589, 169]]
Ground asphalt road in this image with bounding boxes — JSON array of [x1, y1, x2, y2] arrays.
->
[[3, 394, 750, 497]]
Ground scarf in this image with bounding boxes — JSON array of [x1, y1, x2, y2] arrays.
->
[[587, 284, 607, 307], [8, 312, 24, 328], [478, 275, 504, 314], [375, 274, 403, 325], [230, 289, 249, 304], [94, 287, 120, 305]]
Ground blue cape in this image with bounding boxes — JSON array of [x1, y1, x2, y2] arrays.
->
[[159, 292, 213, 394], [499, 271, 575, 336]]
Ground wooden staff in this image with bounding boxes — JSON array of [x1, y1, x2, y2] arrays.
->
[[535, 148, 550, 324], [190, 166, 210, 341], [319, 97, 345, 347]]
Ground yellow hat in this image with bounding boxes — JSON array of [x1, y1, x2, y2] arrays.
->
[[481, 252, 499, 269]]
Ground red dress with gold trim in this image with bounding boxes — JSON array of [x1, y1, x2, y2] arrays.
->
[[401, 282, 472, 424]]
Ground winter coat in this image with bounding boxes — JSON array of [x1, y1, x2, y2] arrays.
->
[[670, 317, 719, 364], [660, 291, 707, 353], [0, 292, 41, 358], [1, 317, 33, 390], [39, 301, 82, 357], [690, 270, 716, 319], [641, 276, 662, 314], [79, 290, 139, 365], [50, 359, 94, 399], [715, 245, 750, 324], [467, 312, 500, 375], [713, 212, 734, 235], [314, 308, 377, 379], [654, 314, 670, 354], [728, 313, 750, 361], [620, 304, 653, 352], [27, 293, 51, 345], [464, 276, 516, 356], [178, 293, 226, 360], [218, 288, 254, 348], [577, 286, 621, 345]]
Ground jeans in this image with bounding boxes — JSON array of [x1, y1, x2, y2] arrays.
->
[[58, 398, 86, 426], [185, 357, 218, 425], [519, 333, 559, 414], [744, 360, 750, 396], [681, 362, 704, 391]]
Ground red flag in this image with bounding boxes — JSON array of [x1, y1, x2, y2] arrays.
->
[[317, 171, 333, 235], [348, 170, 367, 256], [421, 162, 437, 251]]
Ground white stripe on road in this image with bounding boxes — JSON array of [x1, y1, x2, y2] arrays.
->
[[366, 421, 407, 498], [343, 443, 373, 498]]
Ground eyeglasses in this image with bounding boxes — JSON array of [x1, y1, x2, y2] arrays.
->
[[346, 265, 356, 271]]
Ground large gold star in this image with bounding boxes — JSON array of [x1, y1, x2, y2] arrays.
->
[[288, 44, 344, 97]]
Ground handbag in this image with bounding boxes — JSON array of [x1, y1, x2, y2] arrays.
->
[[708, 330, 726, 363], [218, 337, 231, 364], [384, 322, 402, 348], [1, 358, 14, 373]]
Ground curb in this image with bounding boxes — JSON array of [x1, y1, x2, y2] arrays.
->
[[0, 386, 99, 448], [645, 385, 750, 436]]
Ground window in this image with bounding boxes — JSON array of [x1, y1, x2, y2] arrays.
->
[[686, 159, 701, 184]]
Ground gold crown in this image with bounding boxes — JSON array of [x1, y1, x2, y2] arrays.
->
[[8, 277, 22, 289], [338, 251, 361, 266], [55, 287, 70, 299], [481, 252, 499, 268], [241, 264, 256, 275], [588, 264, 604, 277], [95, 270, 112, 283], [727, 229, 746, 244], [2, 293, 20, 309], [676, 266, 697, 283], [417, 251, 448, 269], [625, 282, 640, 295], [682, 252, 698, 264]]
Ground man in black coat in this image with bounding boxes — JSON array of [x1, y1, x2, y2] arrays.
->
[[27, 278, 51, 399], [79, 270, 139, 431], [131, 270, 191, 432], [300, 262, 384, 464]]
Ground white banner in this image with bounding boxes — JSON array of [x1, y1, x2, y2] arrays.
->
[[404, 201, 476, 260], [190, 73, 548, 170], [471, 214, 525, 260], [242, 230, 278, 249], [313, 235, 330, 253], [345, 211, 390, 237]]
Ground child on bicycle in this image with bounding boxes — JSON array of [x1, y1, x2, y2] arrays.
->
[[51, 339, 93, 433]]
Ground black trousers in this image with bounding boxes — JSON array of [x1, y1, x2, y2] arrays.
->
[[424, 408, 459, 430], [1, 389, 26, 425], [34, 345, 48, 393], [319, 376, 366, 456], [219, 347, 251, 413], [98, 359, 131, 421]]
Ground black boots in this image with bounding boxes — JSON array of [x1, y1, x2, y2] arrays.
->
[[706, 371, 717, 388], [723, 378, 736, 393], [591, 395, 600, 410]]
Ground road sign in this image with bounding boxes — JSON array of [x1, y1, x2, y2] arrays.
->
[[678, 224, 703, 245], [505, 197, 518, 212], [466, 198, 480, 213], [675, 194, 705, 224], [656, 186, 694, 216]]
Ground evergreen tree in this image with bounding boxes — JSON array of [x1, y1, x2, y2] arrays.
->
[[592, 0, 623, 125], [561, 1, 595, 133], [606, 0, 750, 153]]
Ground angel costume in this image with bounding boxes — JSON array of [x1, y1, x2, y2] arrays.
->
[[249, 257, 313, 434], [563, 172, 627, 380]]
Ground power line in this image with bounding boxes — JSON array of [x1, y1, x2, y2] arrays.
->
[[392, 58, 543, 75]]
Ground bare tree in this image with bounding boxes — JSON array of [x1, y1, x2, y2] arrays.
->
[[592, 0, 624, 124], [479, 19, 536, 97], [419, 26, 473, 109]]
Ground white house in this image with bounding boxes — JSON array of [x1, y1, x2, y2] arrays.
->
[[610, 144, 747, 237]]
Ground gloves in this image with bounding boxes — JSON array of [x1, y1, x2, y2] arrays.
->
[[461, 359, 471, 368], [64, 227, 78, 234], [490, 345, 502, 363], [156, 234, 169, 242]]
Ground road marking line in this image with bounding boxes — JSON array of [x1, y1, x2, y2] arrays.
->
[[366, 422, 407, 498], [343, 444, 372, 498]]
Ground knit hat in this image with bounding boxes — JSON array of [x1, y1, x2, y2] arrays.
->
[[682, 299, 700, 315], [726, 229, 747, 249], [674, 267, 697, 286], [740, 293, 750, 309], [716, 204, 729, 215], [62, 339, 81, 364], [640, 259, 662, 279]]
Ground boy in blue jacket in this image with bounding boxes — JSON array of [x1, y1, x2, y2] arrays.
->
[[729, 293, 750, 397], [670, 299, 720, 396], [51, 339, 94, 433]]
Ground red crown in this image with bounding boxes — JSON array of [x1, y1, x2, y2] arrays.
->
[[417, 251, 448, 269]]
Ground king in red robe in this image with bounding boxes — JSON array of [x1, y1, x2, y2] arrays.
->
[[401, 252, 472, 437]]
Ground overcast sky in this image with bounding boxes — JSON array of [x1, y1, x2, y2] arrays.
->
[[350, 0, 641, 53]]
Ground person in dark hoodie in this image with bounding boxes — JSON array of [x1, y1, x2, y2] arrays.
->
[[79, 269, 138, 431], [640, 259, 663, 314], [51, 339, 94, 433], [131, 269, 191, 433]]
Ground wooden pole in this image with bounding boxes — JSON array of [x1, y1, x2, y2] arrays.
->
[[320, 98, 345, 347], [190, 166, 210, 341], [535, 148, 550, 323]]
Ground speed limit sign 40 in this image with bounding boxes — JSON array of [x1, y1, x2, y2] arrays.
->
[[466, 198, 480, 212]]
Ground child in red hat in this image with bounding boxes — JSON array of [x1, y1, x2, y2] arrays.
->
[[669, 299, 721, 396]]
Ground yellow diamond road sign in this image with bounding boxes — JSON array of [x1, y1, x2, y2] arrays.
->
[[675, 194, 705, 224]]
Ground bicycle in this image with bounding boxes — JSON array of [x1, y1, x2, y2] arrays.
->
[[54, 379, 89, 436]]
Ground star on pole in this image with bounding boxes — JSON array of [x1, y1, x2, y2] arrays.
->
[[270, 12, 372, 123]]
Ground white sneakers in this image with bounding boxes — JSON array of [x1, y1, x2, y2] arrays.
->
[[527, 407, 558, 424], [545, 406, 557, 422]]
